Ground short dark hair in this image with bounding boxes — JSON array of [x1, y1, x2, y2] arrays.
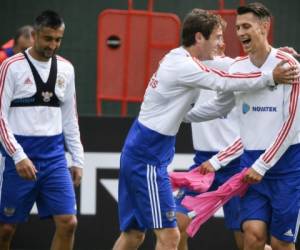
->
[[14, 25, 33, 44], [237, 2, 272, 20], [34, 10, 64, 31], [182, 9, 222, 47]]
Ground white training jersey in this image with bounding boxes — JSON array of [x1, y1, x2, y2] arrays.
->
[[192, 57, 238, 150], [138, 46, 275, 136], [197, 48, 300, 176], [0, 49, 84, 167], [192, 57, 242, 170]]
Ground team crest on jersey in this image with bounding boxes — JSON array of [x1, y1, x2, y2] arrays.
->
[[56, 73, 66, 88], [3, 207, 15, 217], [166, 210, 176, 221], [42, 91, 53, 102]]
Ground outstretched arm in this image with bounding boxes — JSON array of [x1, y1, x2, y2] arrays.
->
[[184, 91, 235, 123], [199, 138, 244, 174]]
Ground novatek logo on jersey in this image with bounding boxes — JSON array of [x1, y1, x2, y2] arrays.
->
[[242, 102, 277, 114]]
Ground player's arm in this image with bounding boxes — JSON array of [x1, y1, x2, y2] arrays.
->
[[61, 66, 84, 187], [0, 57, 37, 180], [179, 57, 298, 92], [245, 59, 300, 183], [184, 91, 235, 122], [209, 137, 244, 170]]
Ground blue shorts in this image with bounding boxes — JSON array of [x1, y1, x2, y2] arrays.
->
[[240, 176, 300, 243], [118, 153, 177, 232], [0, 155, 76, 223], [175, 151, 242, 231]]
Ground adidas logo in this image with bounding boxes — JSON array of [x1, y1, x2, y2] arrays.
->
[[24, 77, 32, 84], [284, 229, 294, 237]]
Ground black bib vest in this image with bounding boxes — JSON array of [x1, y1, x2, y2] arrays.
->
[[10, 52, 60, 107]]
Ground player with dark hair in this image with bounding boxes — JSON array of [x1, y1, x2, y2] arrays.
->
[[0, 10, 84, 250]]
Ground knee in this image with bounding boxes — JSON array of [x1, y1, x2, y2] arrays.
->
[[243, 225, 267, 248], [156, 228, 180, 249], [0, 224, 16, 242], [55, 215, 78, 236], [176, 213, 190, 239], [128, 230, 145, 246]]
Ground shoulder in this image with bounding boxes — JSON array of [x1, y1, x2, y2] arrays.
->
[[274, 49, 300, 66], [204, 56, 234, 71], [229, 55, 250, 71], [160, 47, 208, 74], [0, 53, 26, 72], [56, 55, 74, 71], [231, 55, 249, 65]]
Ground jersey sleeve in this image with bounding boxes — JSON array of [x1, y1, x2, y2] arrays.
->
[[0, 56, 28, 164], [178, 57, 275, 92], [184, 91, 235, 122], [252, 56, 300, 176], [208, 137, 244, 171], [61, 66, 84, 168]]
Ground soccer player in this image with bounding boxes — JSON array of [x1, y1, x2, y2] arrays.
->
[[112, 8, 298, 250], [0, 25, 34, 65], [186, 3, 300, 250], [0, 10, 84, 250]]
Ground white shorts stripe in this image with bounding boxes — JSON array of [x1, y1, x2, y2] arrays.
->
[[293, 208, 300, 242], [147, 164, 157, 228], [152, 166, 162, 228], [0, 156, 5, 207]]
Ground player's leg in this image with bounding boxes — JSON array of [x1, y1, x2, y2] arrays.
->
[[0, 156, 36, 249], [174, 187, 195, 250], [51, 214, 77, 250], [270, 237, 295, 250], [222, 174, 272, 250], [219, 166, 273, 250], [137, 160, 179, 249], [240, 182, 270, 250], [116, 152, 179, 249], [113, 153, 147, 249], [154, 227, 180, 250], [233, 231, 272, 250], [112, 230, 145, 250], [176, 211, 191, 250], [0, 223, 17, 250], [37, 157, 77, 250], [233, 231, 244, 250], [243, 220, 268, 250], [224, 197, 243, 249], [268, 177, 300, 250]]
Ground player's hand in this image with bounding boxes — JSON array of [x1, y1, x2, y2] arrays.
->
[[278, 46, 300, 57], [243, 167, 263, 184], [198, 161, 215, 175], [273, 60, 300, 84], [70, 166, 83, 187], [16, 158, 37, 181]]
